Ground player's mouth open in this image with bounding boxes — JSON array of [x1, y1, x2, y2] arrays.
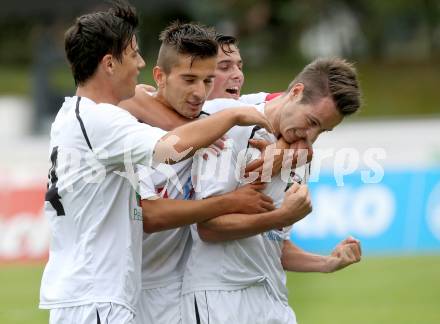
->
[[225, 87, 239, 95]]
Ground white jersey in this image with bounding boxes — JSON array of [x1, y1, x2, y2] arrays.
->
[[137, 95, 269, 289], [138, 158, 194, 289], [183, 98, 293, 305], [39, 96, 165, 313], [239, 92, 268, 105]]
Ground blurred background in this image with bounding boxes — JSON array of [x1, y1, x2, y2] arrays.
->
[[0, 0, 439, 323]]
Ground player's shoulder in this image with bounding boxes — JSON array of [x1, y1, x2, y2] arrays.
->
[[95, 102, 136, 121], [239, 92, 268, 105], [78, 97, 150, 140], [202, 98, 253, 115], [76, 100, 140, 133]]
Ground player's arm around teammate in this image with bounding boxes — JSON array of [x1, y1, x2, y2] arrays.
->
[[141, 182, 274, 232], [122, 84, 188, 130], [197, 182, 312, 242], [153, 105, 274, 164]]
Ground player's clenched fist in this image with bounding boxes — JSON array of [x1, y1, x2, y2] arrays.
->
[[279, 183, 312, 226], [326, 236, 362, 272]]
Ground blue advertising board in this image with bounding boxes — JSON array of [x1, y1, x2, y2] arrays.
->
[[291, 168, 440, 255]]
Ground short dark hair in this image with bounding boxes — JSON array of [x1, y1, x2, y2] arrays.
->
[[287, 58, 361, 116], [215, 34, 239, 56], [157, 21, 218, 74], [64, 0, 139, 85]]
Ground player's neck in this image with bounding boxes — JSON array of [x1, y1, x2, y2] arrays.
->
[[153, 92, 191, 130], [76, 82, 120, 106], [154, 92, 176, 113], [263, 100, 281, 137]]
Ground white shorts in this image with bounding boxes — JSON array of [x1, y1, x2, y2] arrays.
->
[[181, 285, 297, 324], [135, 281, 182, 324], [49, 302, 134, 324]]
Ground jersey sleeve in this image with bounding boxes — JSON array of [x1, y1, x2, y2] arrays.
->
[[90, 104, 166, 167]]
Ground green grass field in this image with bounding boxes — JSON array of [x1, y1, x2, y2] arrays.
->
[[0, 256, 439, 324]]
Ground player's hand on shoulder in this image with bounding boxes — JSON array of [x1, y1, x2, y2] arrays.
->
[[280, 183, 312, 226], [231, 106, 275, 134], [136, 83, 156, 94]]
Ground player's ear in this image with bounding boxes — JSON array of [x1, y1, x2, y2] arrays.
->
[[101, 54, 114, 75], [153, 66, 165, 88], [288, 83, 304, 102]]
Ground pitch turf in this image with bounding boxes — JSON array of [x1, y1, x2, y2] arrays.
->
[[0, 256, 439, 324]]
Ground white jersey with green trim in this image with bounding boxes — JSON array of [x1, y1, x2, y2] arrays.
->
[[39, 96, 165, 314]]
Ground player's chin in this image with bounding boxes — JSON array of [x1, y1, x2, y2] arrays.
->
[[183, 109, 202, 119]]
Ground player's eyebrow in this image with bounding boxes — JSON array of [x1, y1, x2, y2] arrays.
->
[[218, 59, 242, 65], [181, 73, 216, 79]]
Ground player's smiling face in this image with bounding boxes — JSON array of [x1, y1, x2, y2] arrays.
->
[[279, 84, 343, 144], [157, 55, 216, 118], [113, 36, 145, 101], [208, 44, 244, 100]]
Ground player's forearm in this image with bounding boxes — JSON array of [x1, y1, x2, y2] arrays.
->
[[154, 109, 237, 164], [281, 240, 333, 273], [142, 194, 236, 233], [197, 209, 286, 242], [120, 88, 187, 130], [119, 89, 154, 124]]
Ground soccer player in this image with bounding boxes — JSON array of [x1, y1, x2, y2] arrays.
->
[[119, 22, 312, 324], [128, 33, 359, 266], [124, 34, 275, 126], [123, 31, 359, 321], [198, 35, 361, 275], [38, 2, 275, 323], [207, 34, 244, 100], [181, 58, 362, 324]]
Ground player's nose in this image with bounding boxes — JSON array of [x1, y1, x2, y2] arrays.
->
[[138, 55, 146, 69], [192, 82, 207, 99], [232, 67, 244, 82]]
